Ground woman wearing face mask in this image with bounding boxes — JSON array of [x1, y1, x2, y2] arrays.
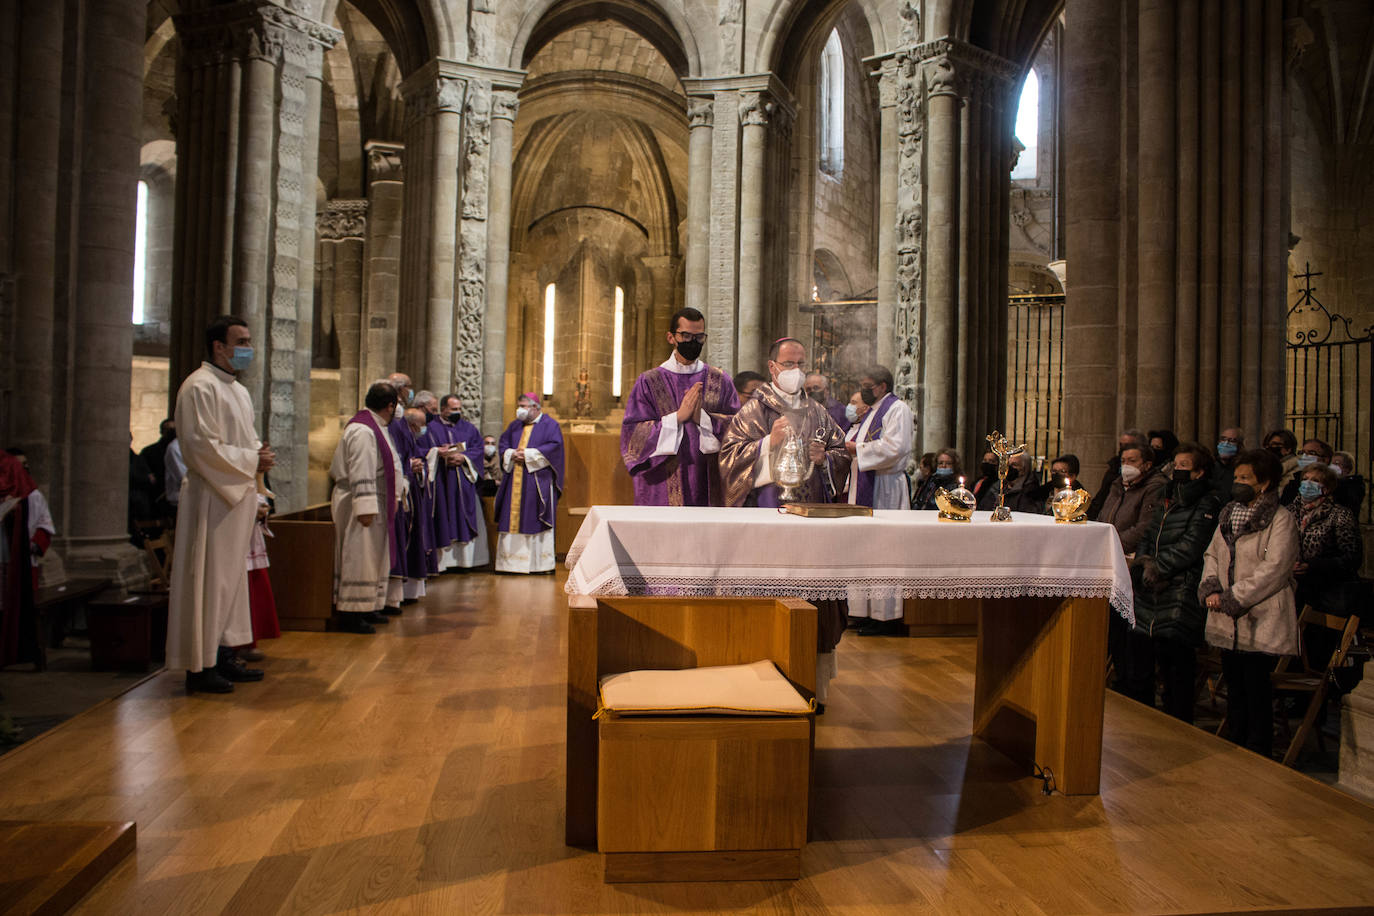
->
[[912, 448, 961, 510], [1126, 444, 1223, 722], [1287, 463, 1362, 616], [1198, 449, 1300, 757]]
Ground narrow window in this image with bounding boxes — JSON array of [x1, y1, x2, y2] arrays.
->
[[132, 180, 149, 324], [543, 283, 556, 396], [612, 286, 625, 398], [1011, 69, 1039, 181], [818, 30, 845, 176]]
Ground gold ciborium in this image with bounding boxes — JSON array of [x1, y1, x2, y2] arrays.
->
[[1051, 482, 1093, 524], [771, 428, 817, 503], [986, 430, 1027, 522], [935, 476, 976, 522]]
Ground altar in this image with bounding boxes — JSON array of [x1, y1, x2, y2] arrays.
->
[[563, 506, 1134, 846]]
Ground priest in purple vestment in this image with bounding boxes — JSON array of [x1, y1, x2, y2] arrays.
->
[[719, 337, 851, 708], [620, 307, 740, 506], [424, 394, 488, 572], [805, 373, 851, 434], [494, 393, 564, 573], [402, 407, 436, 595], [383, 373, 427, 612]]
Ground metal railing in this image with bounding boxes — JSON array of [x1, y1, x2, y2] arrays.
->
[[1007, 293, 1065, 473]]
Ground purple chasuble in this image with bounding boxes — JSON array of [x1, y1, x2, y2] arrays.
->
[[494, 413, 565, 534], [620, 363, 739, 506], [851, 394, 898, 508], [349, 409, 401, 569], [825, 397, 851, 434], [426, 416, 485, 555]]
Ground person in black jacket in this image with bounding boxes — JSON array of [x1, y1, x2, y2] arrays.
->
[[1126, 443, 1223, 722], [1332, 450, 1366, 517]]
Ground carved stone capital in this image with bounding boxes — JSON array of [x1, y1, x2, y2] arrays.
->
[[175, 1, 339, 69], [688, 98, 715, 128], [364, 140, 404, 184], [317, 199, 368, 241], [875, 62, 900, 109], [403, 75, 466, 126], [910, 37, 1019, 97], [739, 90, 774, 128], [491, 89, 520, 122]]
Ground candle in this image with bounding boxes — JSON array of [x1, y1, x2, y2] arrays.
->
[[958, 476, 965, 487]]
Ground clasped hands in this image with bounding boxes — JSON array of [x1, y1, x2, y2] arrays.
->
[[769, 418, 827, 465], [675, 383, 704, 425]]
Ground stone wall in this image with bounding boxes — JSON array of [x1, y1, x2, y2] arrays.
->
[[130, 356, 171, 451]]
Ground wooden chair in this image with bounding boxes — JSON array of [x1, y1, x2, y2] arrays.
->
[[1271, 606, 1362, 767], [588, 596, 816, 883], [140, 531, 173, 590]]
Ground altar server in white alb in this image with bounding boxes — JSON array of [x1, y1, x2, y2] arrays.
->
[[844, 364, 914, 635], [330, 381, 405, 633], [166, 316, 274, 694]]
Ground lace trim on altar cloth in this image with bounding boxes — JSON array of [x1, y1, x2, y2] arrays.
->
[[565, 574, 1135, 625]]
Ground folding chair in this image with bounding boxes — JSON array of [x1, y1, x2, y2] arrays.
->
[[141, 530, 174, 591], [1271, 606, 1362, 767]]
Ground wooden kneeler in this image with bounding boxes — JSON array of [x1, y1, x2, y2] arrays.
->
[[586, 596, 817, 883]]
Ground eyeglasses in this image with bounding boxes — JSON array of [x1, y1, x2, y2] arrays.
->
[[673, 332, 708, 343], [773, 360, 806, 371]]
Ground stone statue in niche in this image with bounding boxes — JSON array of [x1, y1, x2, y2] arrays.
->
[[575, 367, 592, 418]]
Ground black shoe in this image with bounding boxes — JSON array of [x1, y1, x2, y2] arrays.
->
[[400, 598, 418, 606], [856, 619, 906, 637], [381, 605, 404, 616], [186, 669, 234, 694], [337, 614, 376, 634], [216, 655, 265, 682], [362, 611, 391, 624]]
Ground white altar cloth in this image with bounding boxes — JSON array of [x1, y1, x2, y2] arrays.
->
[[565, 506, 1134, 623]]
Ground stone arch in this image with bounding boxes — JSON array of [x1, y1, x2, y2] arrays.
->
[[813, 248, 852, 300], [320, 0, 440, 75], [961, 0, 1063, 67], [509, 0, 701, 79], [758, 0, 888, 79]]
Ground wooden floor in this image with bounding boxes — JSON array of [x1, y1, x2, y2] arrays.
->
[[1, 570, 1373, 915]]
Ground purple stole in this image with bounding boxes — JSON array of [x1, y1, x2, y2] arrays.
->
[[852, 394, 897, 508], [348, 409, 400, 568]]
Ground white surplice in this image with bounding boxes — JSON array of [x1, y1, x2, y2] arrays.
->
[[495, 440, 555, 573], [165, 362, 261, 672], [331, 413, 402, 614], [846, 393, 914, 622]]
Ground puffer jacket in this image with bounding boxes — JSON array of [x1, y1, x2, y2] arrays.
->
[[1198, 494, 1300, 655], [1132, 477, 1223, 646], [1097, 467, 1169, 554]]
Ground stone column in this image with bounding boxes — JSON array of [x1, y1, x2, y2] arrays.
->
[[363, 141, 404, 403], [65, 0, 144, 577], [707, 90, 740, 374], [921, 54, 961, 452], [1340, 678, 1374, 800], [891, 51, 925, 416], [398, 67, 464, 394], [480, 89, 518, 436], [1062, 0, 1124, 477], [171, 2, 340, 511], [7, 1, 64, 492], [737, 90, 773, 374], [454, 80, 492, 425], [684, 98, 713, 316], [317, 200, 367, 414], [873, 61, 900, 370]]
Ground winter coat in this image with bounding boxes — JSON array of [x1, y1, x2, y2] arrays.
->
[[1097, 467, 1169, 554], [1288, 497, 1363, 614], [1132, 478, 1223, 646], [1198, 495, 1300, 656]]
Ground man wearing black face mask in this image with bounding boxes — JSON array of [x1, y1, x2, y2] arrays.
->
[[620, 307, 741, 506], [1125, 444, 1222, 721], [804, 373, 850, 432]]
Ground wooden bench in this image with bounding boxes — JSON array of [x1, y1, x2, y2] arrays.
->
[[29, 578, 112, 671]]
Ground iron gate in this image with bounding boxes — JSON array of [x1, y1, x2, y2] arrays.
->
[[1007, 293, 1065, 473]]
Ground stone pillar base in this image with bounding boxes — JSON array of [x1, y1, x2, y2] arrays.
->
[[1338, 678, 1374, 803], [59, 536, 148, 589]]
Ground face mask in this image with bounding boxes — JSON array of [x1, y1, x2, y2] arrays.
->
[[774, 367, 804, 395], [1120, 464, 1142, 484], [406, 390, 415, 406], [515, 407, 530, 422], [228, 346, 254, 371], [1267, 446, 1285, 458], [1297, 454, 1318, 469], [980, 461, 997, 479], [676, 339, 703, 363], [1217, 441, 1238, 458], [484, 444, 497, 458], [934, 467, 954, 478], [1298, 480, 1323, 502], [1333, 465, 1345, 477], [424, 410, 435, 423], [807, 389, 825, 402], [1172, 469, 1192, 486], [859, 387, 878, 406], [844, 403, 859, 424], [1231, 482, 1257, 504]]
